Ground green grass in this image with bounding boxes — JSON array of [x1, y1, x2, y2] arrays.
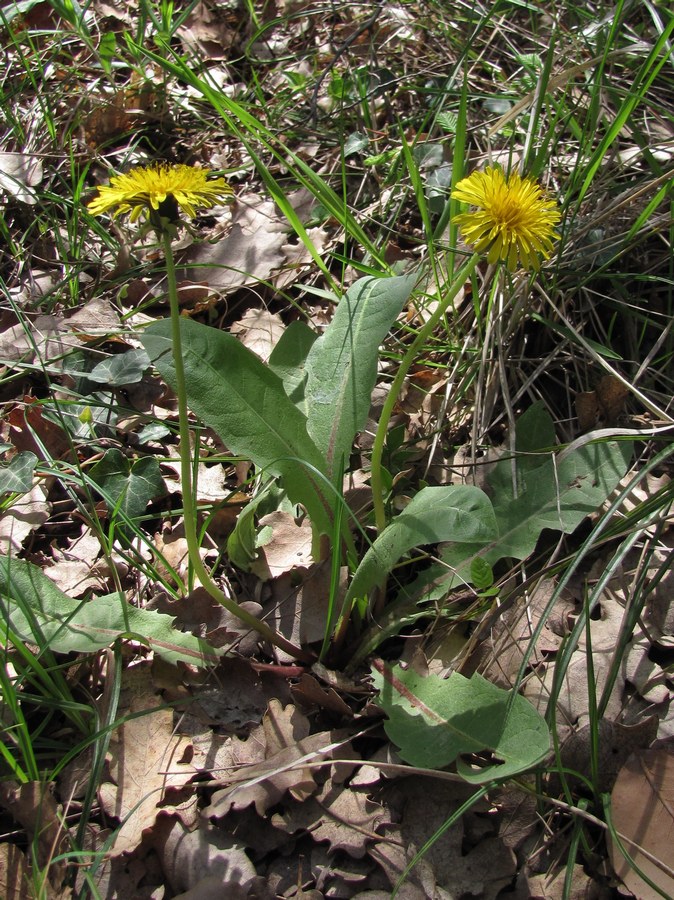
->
[[1, 0, 673, 894]]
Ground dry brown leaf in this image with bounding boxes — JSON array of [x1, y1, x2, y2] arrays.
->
[[0, 843, 31, 900], [624, 635, 673, 705], [473, 580, 569, 688], [66, 296, 122, 339], [615, 474, 671, 537], [98, 669, 195, 856], [153, 818, 256, 895], [275, 225, 330, 290], [161, 447, 229, 501], [205, 702, 353, 819], [177, 0, 239, 58], [291, 672, 353, 717], [251, 510, 314, 580], [609, 740, 674, 899], [0, 781, 68, 891], [205, 700, 317, 816], [272, 781, 391, 857], [180, 194, 287, 293], [8, 399, 75, 463], [82, 83, 163, 148], [0, 151, 42, 204], [0, 299, 120, 371], [263, 562, 340, 662], [0, 315, 63, 365], [92, 0, 133, 23], [43, 559, 102, 597], [576, 375, 629, 431], [371, 778, 515, 899], [0, 481, 50, 555], [230, 308, 285, 363], [527, 864, 604, 899], [524, 591, 626, 726], [557, 717, 658, 794], [149, 586, 263, 653]]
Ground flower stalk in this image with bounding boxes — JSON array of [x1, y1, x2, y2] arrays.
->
[[161, 232, 309, 659], [89, 163, 309, 660], [371, 165, 561, 533]]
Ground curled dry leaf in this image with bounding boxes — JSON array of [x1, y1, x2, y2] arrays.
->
[[153, 818, 256, 896], [0, 482, 50, 555], [0, 781, 68, 896], [180, 193, 287, 293], [0, 843, 31, 900], [205, 701, 354, 819], [272, 780, 392, 857]]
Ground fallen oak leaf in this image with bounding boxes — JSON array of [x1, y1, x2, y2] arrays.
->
[[99, 673, 195, 856], [204, 726, 357, 819], [153, 818, 256, 896], [0, 843, 31, 900], [272, 780, 392, 857]]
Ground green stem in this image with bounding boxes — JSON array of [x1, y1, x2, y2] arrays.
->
[[370, 252, 480, 534], [162, 231, 310, 661]]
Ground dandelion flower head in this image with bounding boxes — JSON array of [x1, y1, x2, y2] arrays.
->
[[452, 166, 561, 271], [87, 163, 232, 225]]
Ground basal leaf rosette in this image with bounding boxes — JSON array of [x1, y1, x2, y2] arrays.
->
[[452, 166, 561, 270]]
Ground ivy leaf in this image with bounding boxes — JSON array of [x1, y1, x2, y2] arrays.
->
[[0, 451, 38, 494], [88, 349, 151, 385], [89, 448, 165, 527]]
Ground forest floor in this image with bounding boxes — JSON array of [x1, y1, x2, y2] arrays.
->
[[1, 0, 674, 897]]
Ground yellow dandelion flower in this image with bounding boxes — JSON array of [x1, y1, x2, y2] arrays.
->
[[452, 166, 561, 271], [87, 162, 232, 226]]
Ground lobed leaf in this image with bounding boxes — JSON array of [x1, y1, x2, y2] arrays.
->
[[372, 660, 550, 782], [0, 556, 219, 667], [343, 484, 497, 612]]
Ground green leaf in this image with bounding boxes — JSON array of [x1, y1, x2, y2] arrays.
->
[[470, 557, 494, 591], [343, 132, 370, 157], [226, 500, 258, 571], [343, 485, 498, 611], [88, 349, 151, 385], [0, 557, 219, 667], [142, 317, 333, 536], [97, 30, 117, 76], [89, 449, 165, 527], [371, 660, 550, 783], [267, 320, 318, 409], [438, 404, 632, 589], [304, 273, 416, 475], [0, 451, 37, 494], [512, 401, 556, 462]]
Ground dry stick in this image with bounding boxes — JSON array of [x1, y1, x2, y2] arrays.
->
[[162, 231, 311, 662]]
